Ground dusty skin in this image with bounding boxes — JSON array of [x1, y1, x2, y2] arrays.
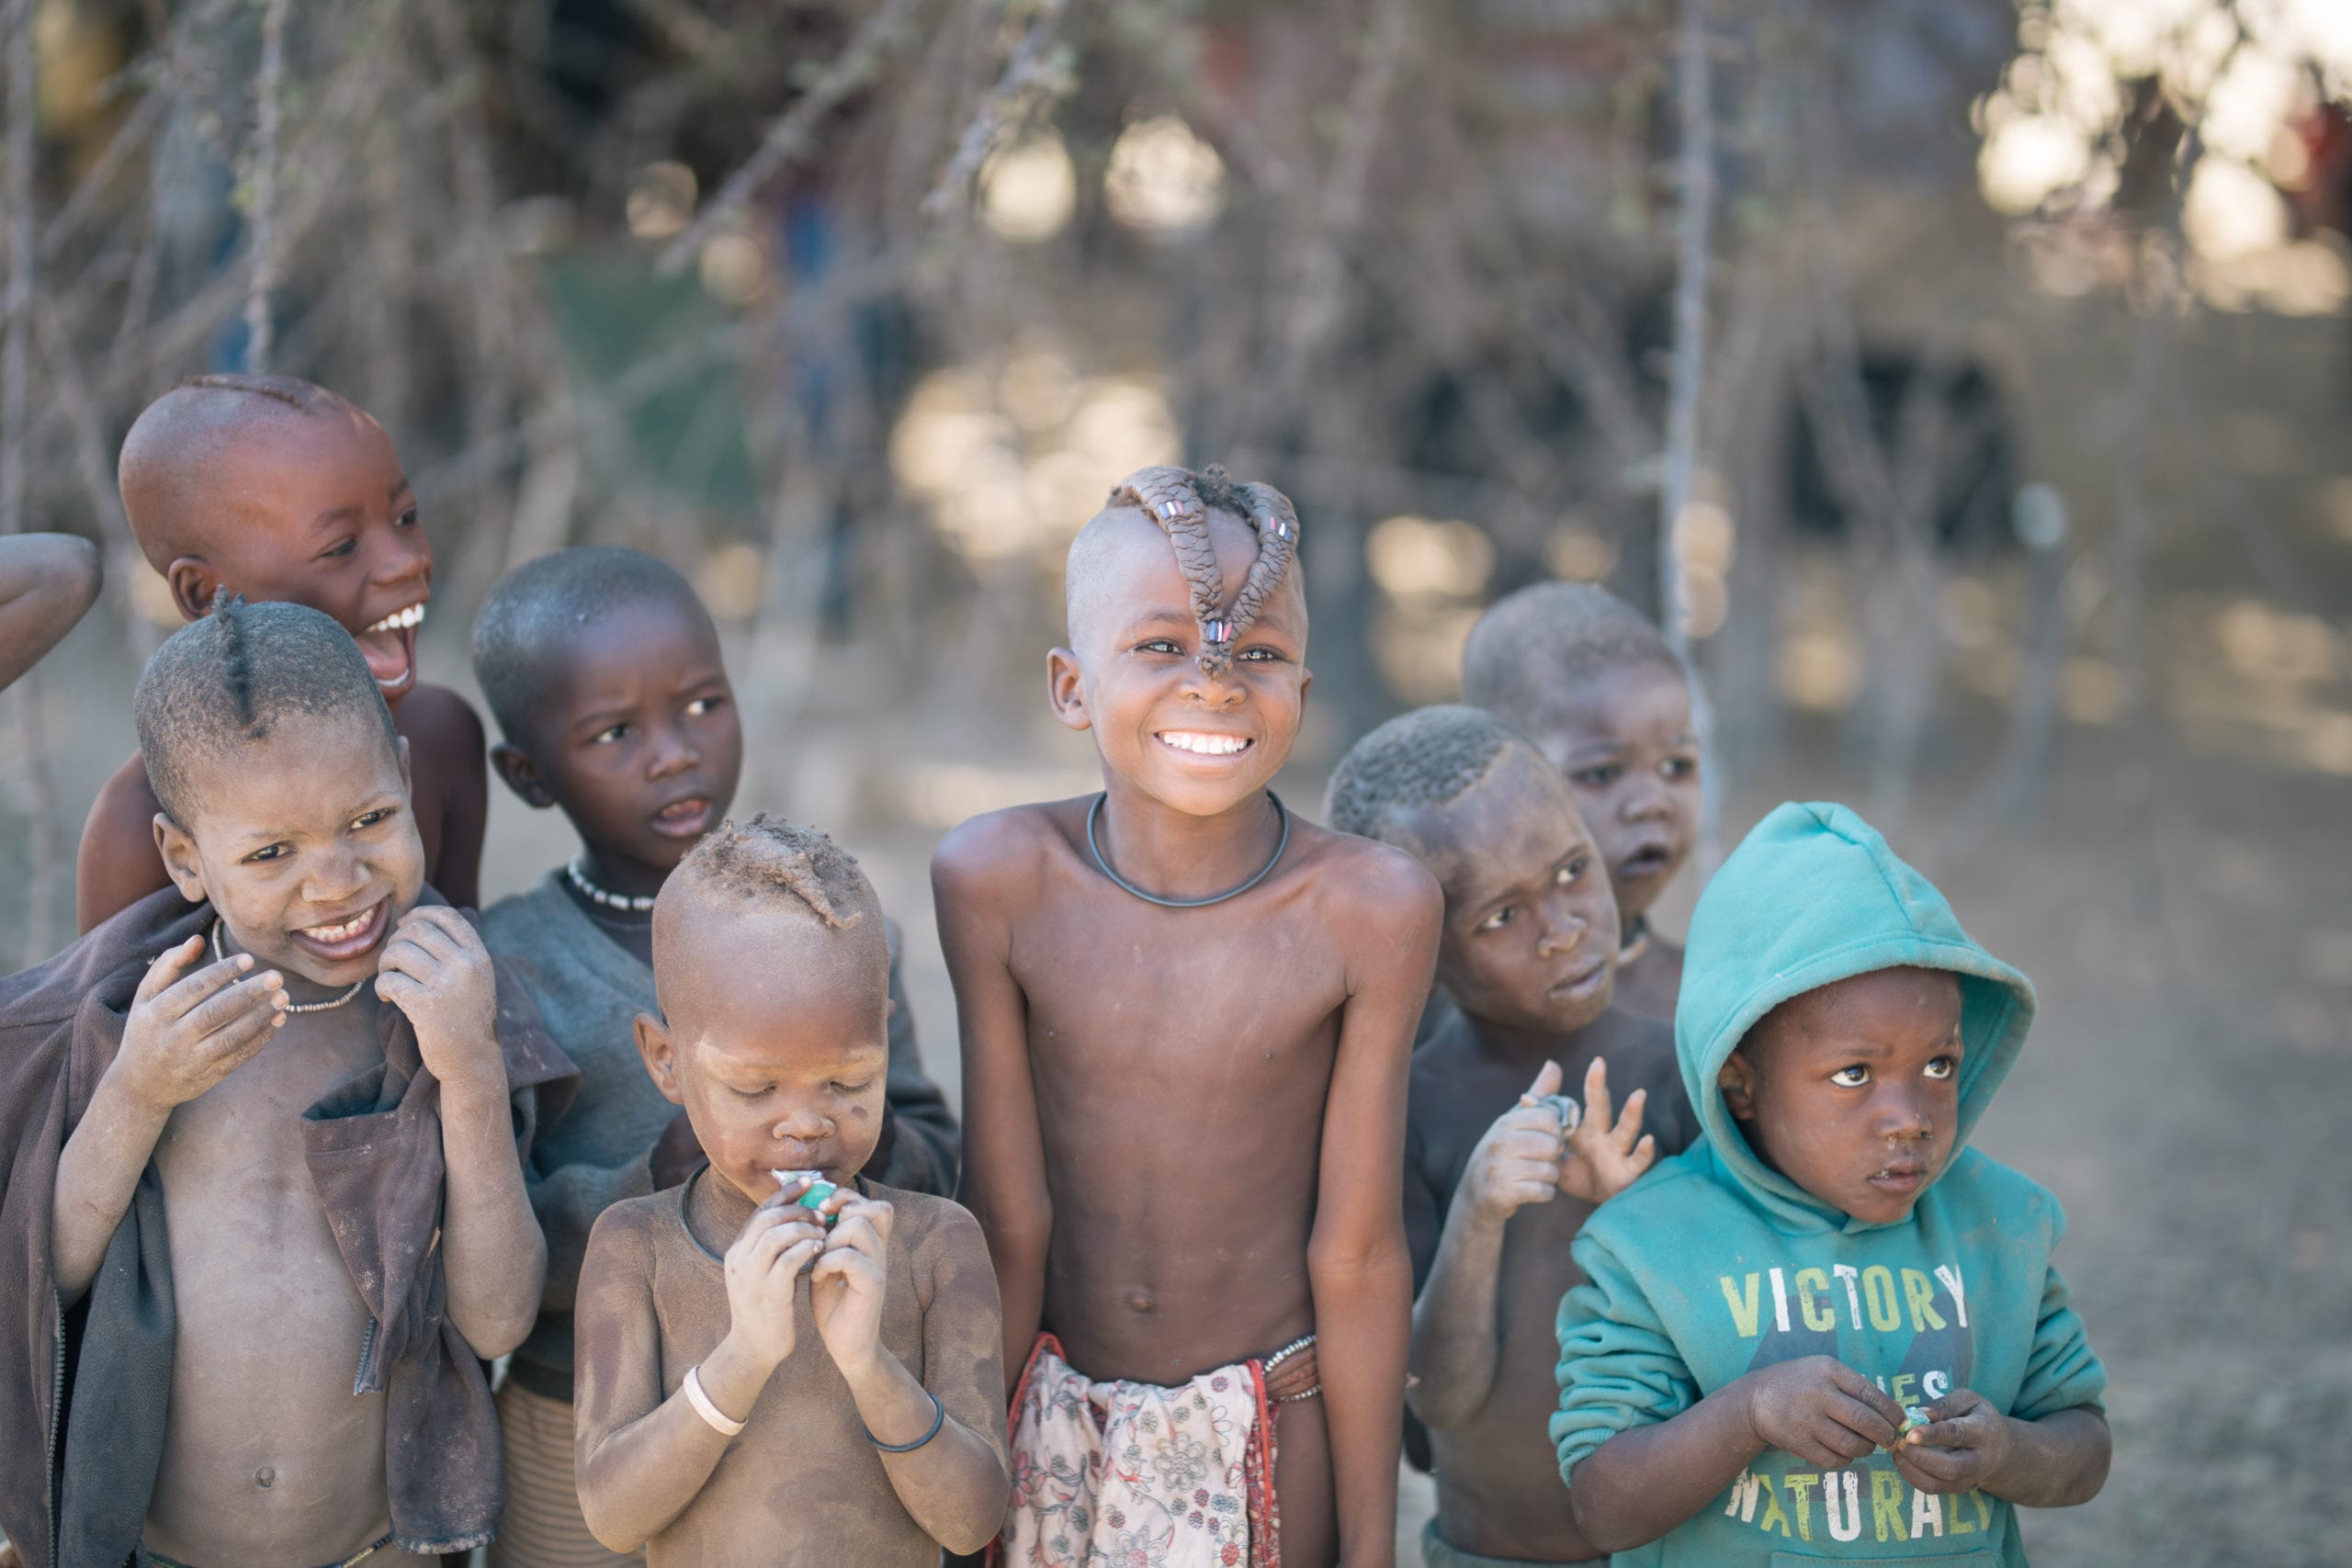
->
[[935, 497, 1442, 1566], [0, 533, 102, 693], [1395, 744, 1690, 1562], [46, 709, 538, 1566], [572, 870, 1008, 1563], [77, 391, 486, 931]]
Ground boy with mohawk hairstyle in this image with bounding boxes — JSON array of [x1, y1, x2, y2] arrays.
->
[[1326, 705, 1696, 1568], [0, 600, 572, 1568], [935, 464, 1442, 1566], [1462, 583, 1702, 1021], [76, 373, 488, 933], [572, 816, 1010, 1563], [1552, 803, 2109, 1563]]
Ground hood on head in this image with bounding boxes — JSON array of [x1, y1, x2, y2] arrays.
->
[[1675, 801, 2035, 1233]]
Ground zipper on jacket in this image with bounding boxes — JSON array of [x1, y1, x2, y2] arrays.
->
[[352, 1315, 380, 1396], [46, 1291, 64, 1567]]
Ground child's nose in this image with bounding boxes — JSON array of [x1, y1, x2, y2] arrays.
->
[[1535, 905, 1587, 956], [303, 847, 371, 908], [1877, 1088, 1935, 1140], [646, 727, 701, 778], [770, 1105, 831, 1143], [1618, 773, 1673, 821], [1180, 663, 1247, 707]]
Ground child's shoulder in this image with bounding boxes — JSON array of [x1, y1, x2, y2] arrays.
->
[[585, 1184, 676, 1262], [930, 799, 1082, 897], [865, 1179, 988, 1261], [1288, 817, 1442, 931], [1928, 1145, 2070, 1239], [392, 680, 485, 752]]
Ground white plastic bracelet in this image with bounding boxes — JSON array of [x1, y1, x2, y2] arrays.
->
[[683, 1363, 747, 1437]]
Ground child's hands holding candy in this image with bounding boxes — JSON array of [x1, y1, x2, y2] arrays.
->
[[1555, 1055, 1657, 1203], [1739, 1355, 1905, 1467], [810, 1190, 896, 1379], [1889, 1389, 2016, 1495], [718, 1188, 826, 1372]]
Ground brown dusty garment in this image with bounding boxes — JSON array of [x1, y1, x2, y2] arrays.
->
[[573, 1177, 1011, 1567], [0, 887, 576, 1568]]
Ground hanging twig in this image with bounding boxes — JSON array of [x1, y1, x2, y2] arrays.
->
[[920, 0, 1074, 220], [659, 0, 927, 272], [244, 0, 291, 372]]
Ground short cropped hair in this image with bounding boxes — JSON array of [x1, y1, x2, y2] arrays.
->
[[670, 814, 878, 932], [1325, 704, 1524, 845], [1461, 582, 1685, 730], [469, 547, 710, 746], [134, 595, 399, 825], [119, 375, 363, 570]]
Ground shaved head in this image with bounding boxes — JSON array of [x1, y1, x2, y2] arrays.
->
[[119, 375, 376, 569]]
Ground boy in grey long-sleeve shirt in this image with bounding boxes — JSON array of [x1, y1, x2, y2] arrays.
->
[[471, 547, 958, 1565]]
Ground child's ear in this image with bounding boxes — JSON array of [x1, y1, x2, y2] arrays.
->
[[490, 742, 558, 809], [1046, 646, 1091, 733], [164, 558, 221, 623], [153, 813, 209, 904], [634, 1011, 686, 1105], [1717, 1050, 1759, 1122]]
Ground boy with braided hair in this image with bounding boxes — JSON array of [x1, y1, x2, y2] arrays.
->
[[0, 600, 572, 1568], [936, 464, 1441, 1566], [572, 816, 1010, 1563], [75, 374, 489, 933], [1462, 584, 1702, 1021]]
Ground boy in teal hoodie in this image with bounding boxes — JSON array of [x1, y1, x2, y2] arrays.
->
[[1551, 802, 2109, 1563]]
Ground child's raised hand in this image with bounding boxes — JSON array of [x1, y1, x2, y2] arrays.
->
[[1464, 1061, 1577, 1226], [720, 1189, 826, 1371], [1555, 1055, 1657, 1203], [374, 908, 502, 1096], [1739, 1355, 1905, 1467], [114, 934, 288, 1113], [1890, 1389, 2016, 1495], [809, 1190, 896, 1377]]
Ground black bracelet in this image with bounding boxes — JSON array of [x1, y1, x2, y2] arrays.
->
[[867, 1387, 946, 1452]]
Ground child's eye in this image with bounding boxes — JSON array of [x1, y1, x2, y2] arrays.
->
[[1662, 755, 1698, 780], [244, 843, 289, 863], [350, 808, 393, 831], [1136, 637, 1183, 656], [1477, 905, 1516, 931], [1555, 856, 1588, 886], [1237, 646, 1279, 663], [396, 507, 419, 527], [1570, 764, 1620, 787], [1923, 1055, 1958, 1080], [831, 1077, 879, 1096], [685, 695, 725, 716], [592, 723, 628, 745], [1829, 1065, 1871, 1087], [320, 537, 357, 559], [730, 1085, 771, 1101]]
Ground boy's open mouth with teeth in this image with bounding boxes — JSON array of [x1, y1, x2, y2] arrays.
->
[[356, 601, 426, 697], [1156, 729, 1253, 758], [288, 897, 392, 964]]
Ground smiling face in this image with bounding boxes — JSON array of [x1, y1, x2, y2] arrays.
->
[[1525, 662, 1699, 927], [162, 409, 433, 705], [153, 708, 426, 989], [492, 593, 743, 888], [1406, 746, 1622, 1035], [1052, 504, 1309, 816], [1719, 966, 1965, 1225], [638, 897, 893, 1203]]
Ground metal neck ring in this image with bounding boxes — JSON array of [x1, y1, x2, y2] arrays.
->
[[1085, 791, 1290, 909]]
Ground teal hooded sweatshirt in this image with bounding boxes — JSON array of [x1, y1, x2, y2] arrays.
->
[[1551, 803, 2106, 1566]]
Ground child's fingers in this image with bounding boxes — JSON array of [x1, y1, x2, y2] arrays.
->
[[1891, 1442, 1970, 1491], [198, 998, 290, 1071], [136, 936, 211, 1007], [1580, 1056, 1614, 1133], [182, 972, 288, 1041], [394, 905, 478, 953], [153, 953, 258, 1021], [770, 1237, 823, 1279], [1521, 1059, 1564, 1104], [376, 934, 447, 984], [1624, 1134, 1657, 1174], [826, 1211, 890, 1261], [1608, 1089, 1648, 1151]]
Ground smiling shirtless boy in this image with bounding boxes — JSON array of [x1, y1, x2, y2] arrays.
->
[[935, 465, 1441, 1565]]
